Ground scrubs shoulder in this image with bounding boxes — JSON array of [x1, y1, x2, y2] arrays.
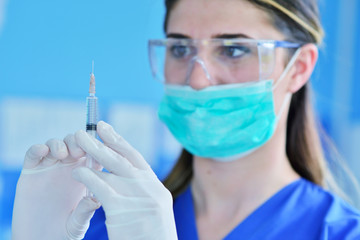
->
[[173, 178, 360, 240]]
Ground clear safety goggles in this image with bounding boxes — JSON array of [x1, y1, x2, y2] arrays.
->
[[148, 38, 300, 85]]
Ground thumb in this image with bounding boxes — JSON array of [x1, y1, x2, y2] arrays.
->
[[66, 197, 101, 240]]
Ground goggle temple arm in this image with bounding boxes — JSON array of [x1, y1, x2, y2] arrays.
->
[[272, 47, 302, 90]]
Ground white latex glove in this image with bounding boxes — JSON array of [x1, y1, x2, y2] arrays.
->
[[12, 134, 101, 240], [72, 121, 178, 240]]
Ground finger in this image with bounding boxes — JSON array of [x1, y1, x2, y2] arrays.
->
[[66, 197, 100, 240], [75, 130, 133, 177], [64, 133, 102, 170], [97, 121, 151, 170], [23, 144, 49, 169], [46, 138, 69, 159], [92, 170, 158, 198], [72, 167, 116, 207], [43, 139, 69, 167], [63, 134, 86, 163]]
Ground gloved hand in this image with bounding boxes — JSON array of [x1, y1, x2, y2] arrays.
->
[[12, 134, 101, 240], [72, 121, 178, 240]]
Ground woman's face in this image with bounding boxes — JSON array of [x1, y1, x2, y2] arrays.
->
[[166, 0, 294, 113]]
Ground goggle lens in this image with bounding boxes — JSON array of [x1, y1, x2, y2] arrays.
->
[[148, 39, 295, 85]]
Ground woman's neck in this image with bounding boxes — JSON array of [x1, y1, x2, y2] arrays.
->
[[192, 150, 298, 212], [190, 131, 300, 238]]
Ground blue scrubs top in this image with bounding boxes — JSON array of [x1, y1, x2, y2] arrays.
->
[[174, 178, 360, 240], [85, 178, 360, 239]]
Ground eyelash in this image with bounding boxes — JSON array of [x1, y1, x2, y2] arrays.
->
[[169, 45, 194, 59], [218, 45, 251, 58]]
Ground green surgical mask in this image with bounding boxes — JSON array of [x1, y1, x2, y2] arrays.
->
[[158, 50, 299, 162]]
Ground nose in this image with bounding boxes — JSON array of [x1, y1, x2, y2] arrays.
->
[[186, 58, 212, 90]]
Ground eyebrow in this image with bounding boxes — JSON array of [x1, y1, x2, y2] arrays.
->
[[166, 33, 191, 39], [212, 33, 254, 39], [166, 33, 254, 39]]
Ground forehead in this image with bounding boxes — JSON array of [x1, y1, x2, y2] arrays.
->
[[167, 0, 285, 40]]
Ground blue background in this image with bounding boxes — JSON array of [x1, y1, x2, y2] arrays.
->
[[1, 0, 360, 239]]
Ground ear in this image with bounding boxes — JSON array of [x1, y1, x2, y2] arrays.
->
[[288, 44, 318, 93]]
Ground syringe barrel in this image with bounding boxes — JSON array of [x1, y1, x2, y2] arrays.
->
[[86, 95, 98, 131]]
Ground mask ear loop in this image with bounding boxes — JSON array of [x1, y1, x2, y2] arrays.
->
[[272, 48, 302, 121], [272, 48, 302, 90], [275, 92, 292, 121]]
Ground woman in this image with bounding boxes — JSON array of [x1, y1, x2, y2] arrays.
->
[[12, 0, 360, 239]]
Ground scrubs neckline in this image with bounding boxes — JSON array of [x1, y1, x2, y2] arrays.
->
[[186, 177, 304, 239]]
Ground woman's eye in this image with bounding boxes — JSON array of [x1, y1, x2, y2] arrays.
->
[[221, 45, 250, 58], [170, 45, 193, 59]]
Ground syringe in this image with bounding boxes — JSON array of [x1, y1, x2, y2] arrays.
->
[[86, 61, 98, 198]]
